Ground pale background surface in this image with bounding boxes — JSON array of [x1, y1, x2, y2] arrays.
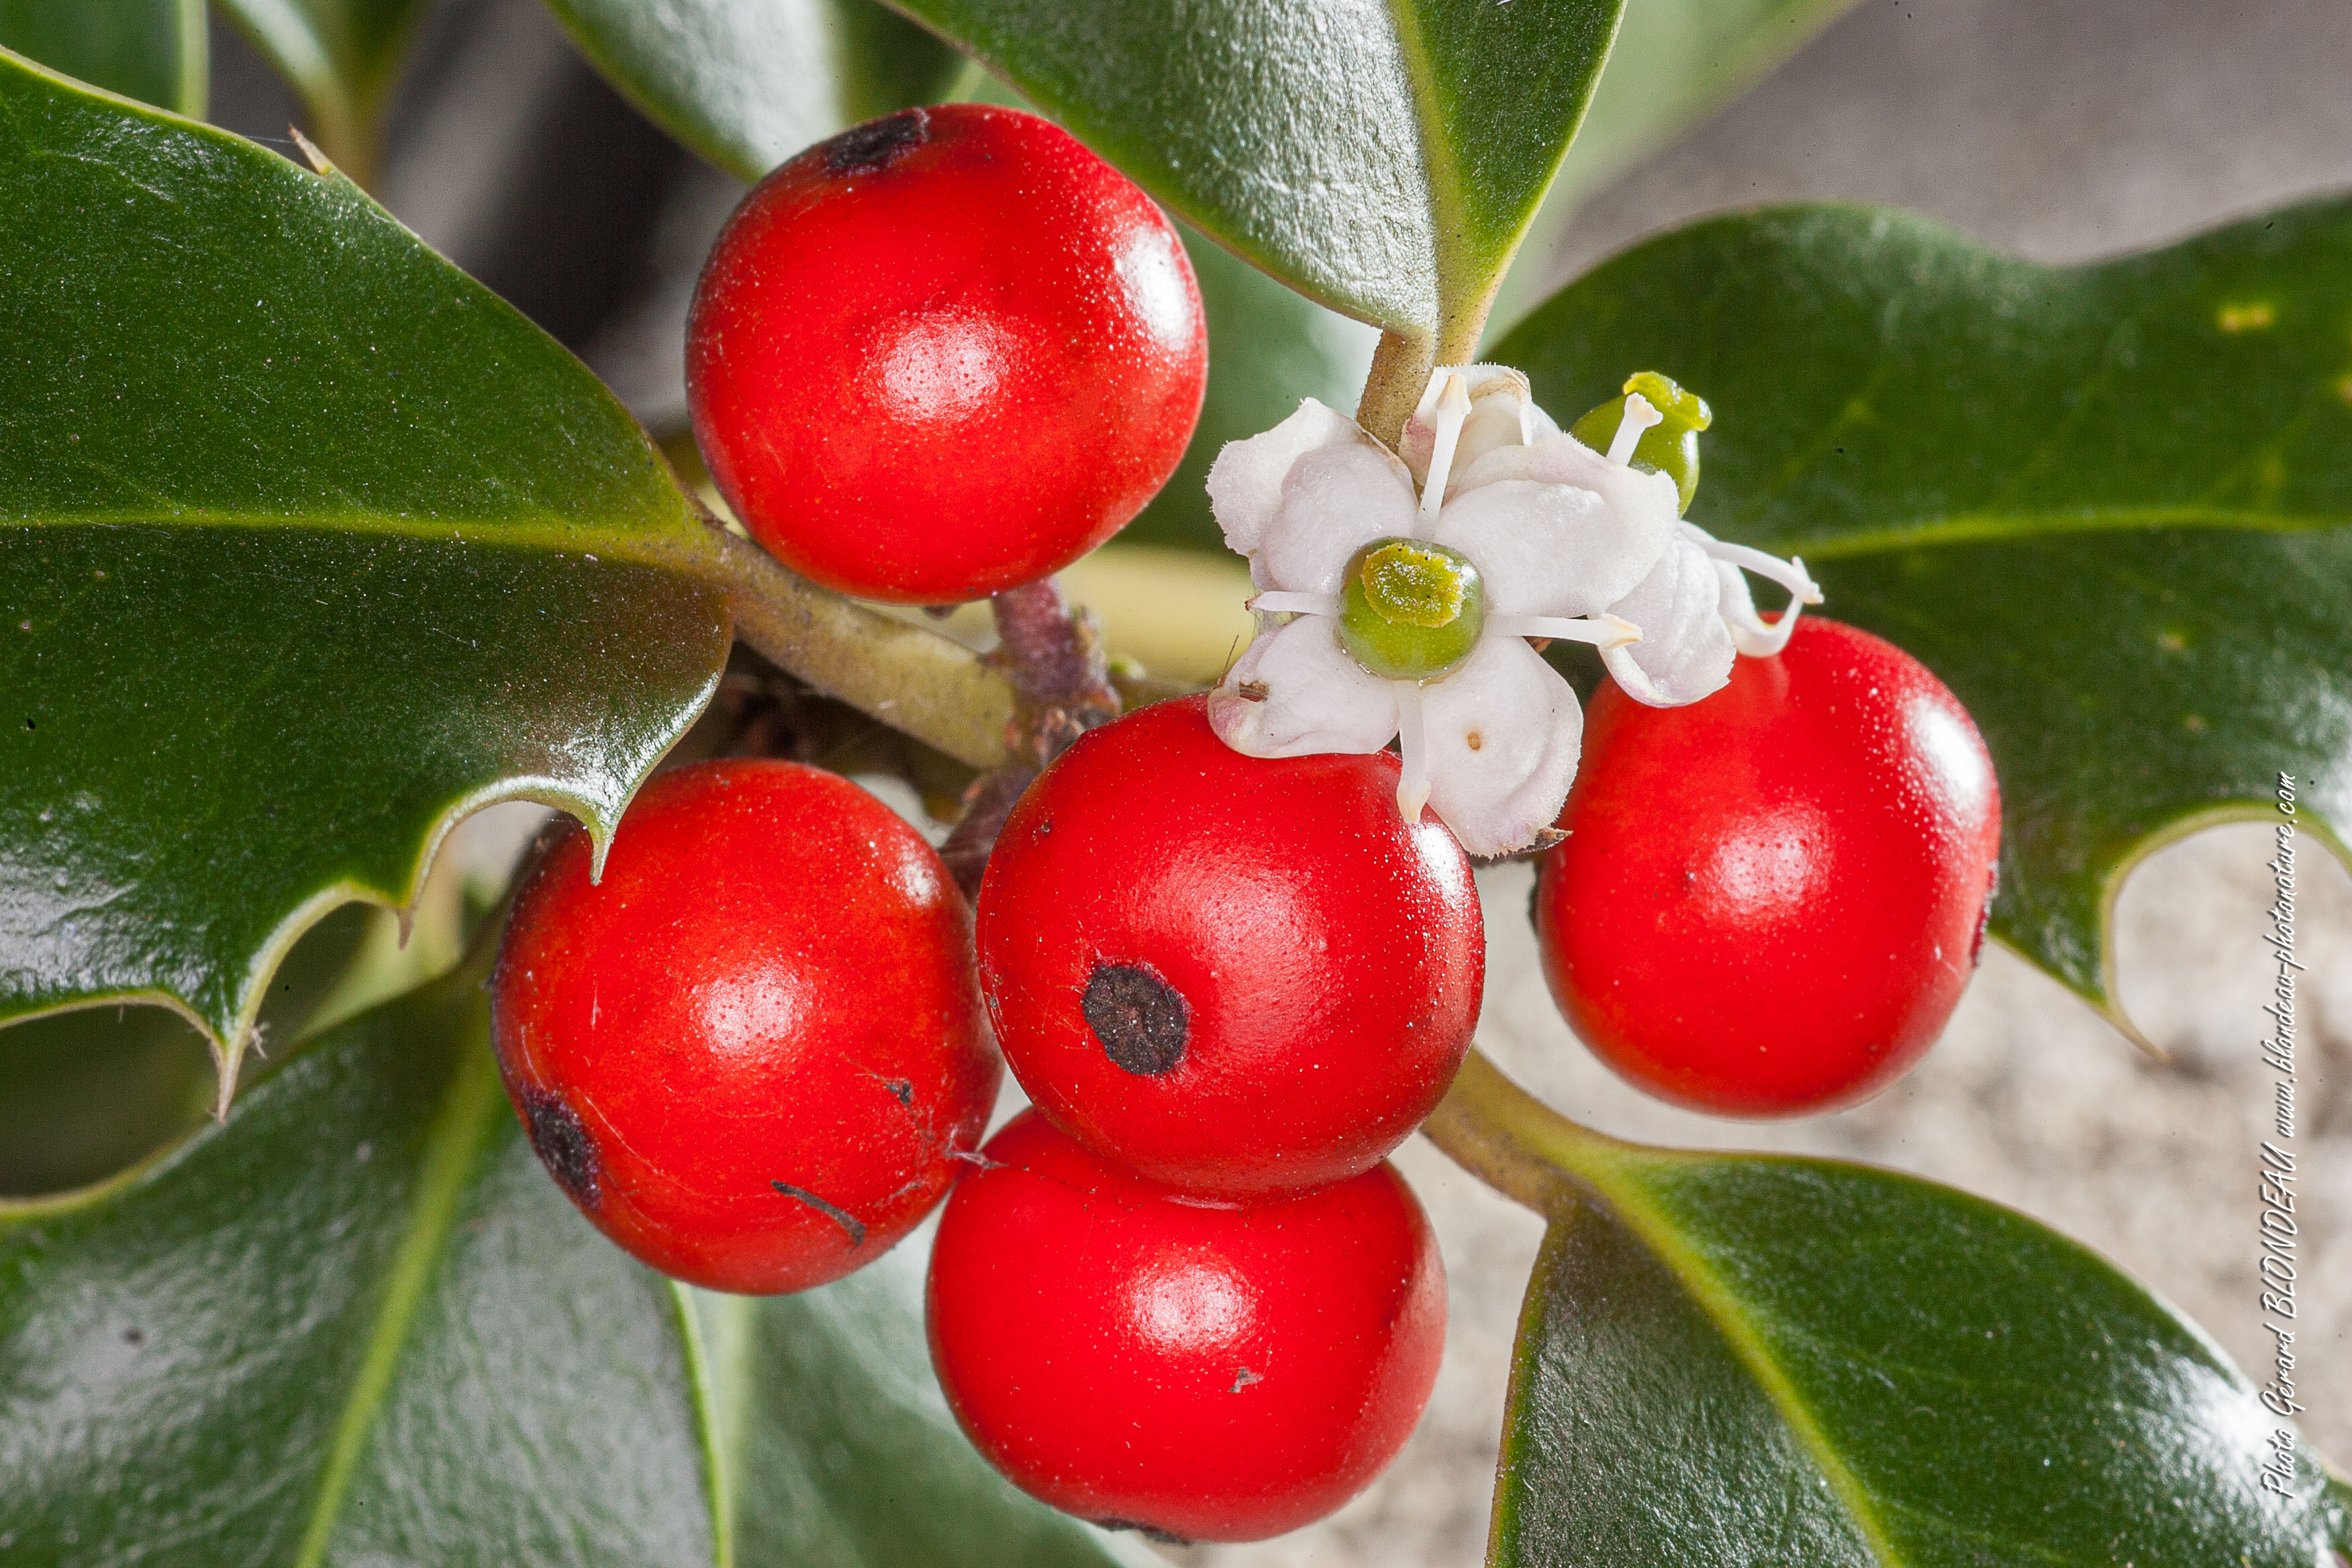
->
[[201, 0, 2352, 1561]]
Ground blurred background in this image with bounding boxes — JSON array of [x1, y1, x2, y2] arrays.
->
[[5, 1, 2351, 1562]]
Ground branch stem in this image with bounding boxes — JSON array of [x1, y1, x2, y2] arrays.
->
[[1419, 1048, 1637, 1217], [706, 528, 1018, 771], [940, 579, 1123, 895], [1356, 328, 1435, 448]]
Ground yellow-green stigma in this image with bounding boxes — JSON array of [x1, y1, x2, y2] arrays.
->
[[1571, 370, 1713, 515], [1338, 538, 1485, 681]]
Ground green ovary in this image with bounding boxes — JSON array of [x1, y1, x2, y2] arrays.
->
[[1337, 538, 1485, 681], [1571, 369, 1713, 516]]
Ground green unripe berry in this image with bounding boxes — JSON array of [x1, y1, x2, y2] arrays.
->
[[1571, 371, 1712, 516], [1337, 538, 1485, 681]]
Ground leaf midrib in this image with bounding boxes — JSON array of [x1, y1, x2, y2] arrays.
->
[[0, 511, 716, 572], [291, 1022, 506, 1568], [1574, 1155, 1910, 1568], [1751, 503, 2352, 560]]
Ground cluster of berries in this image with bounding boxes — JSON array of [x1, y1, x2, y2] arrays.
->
[[487, 97, 2006, 1547]]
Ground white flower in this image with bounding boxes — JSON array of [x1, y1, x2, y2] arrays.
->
[[1202, 365, 1822, 856]]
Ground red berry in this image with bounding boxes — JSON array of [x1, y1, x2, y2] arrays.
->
[[976, 695, 1483, 1198], [491, 759, 997, 1293], [686, 103, 1208, 605], [926, 1111, 1444, 1542], [1534, 618, 2002, 1116]]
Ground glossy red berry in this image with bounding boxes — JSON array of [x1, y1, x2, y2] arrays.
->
[[977, 695, 1483, 1199], [491, 759, 997, 1293], [1535, 617, 2001, 1116], [686, 103, 1208, 605], [927, 1110, 1445, 1543]]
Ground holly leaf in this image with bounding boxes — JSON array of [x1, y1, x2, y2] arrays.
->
[[1416, 1057, 2350, 1566], [213, 0, 427, 177], [543, 0, 963, 183], [1491, 199, 2352, 1033], [0, 0, 205, 113], [0, 959, 1139, 1566], [1489, 0, 1863, 333], [879, 0, 1628, 342], [0, 51, 732, 1098], [1497, 1137, 2348, 1565]]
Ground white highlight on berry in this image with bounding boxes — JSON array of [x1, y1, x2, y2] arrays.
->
[[1606, 392, 1663, 467]]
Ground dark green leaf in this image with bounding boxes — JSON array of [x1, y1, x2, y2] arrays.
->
[[0, 961, 1136, 1565], [0, 0, 204, 113], [0, 52, 730, 1093], [0, 905, 373, 1198], [1122, 226, 1380, 554], [1498, 1145, 2347, 1565], [1489, 0, 1863, 332], [214, 0, 427, 179], [881, 0, 1627, 342], [1493, 199, 2352, 1026], [544, 0, 963, 182]]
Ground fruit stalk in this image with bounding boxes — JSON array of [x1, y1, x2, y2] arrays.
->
[[1418, 1048, 1629, 1215]]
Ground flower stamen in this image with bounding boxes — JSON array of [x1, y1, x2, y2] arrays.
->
[[1697, 538, 1824, 656], [1487, 613, 1643, 650], [1416, 372, 1473, 534], [1247, 591, 1341, 618], [1606, 392, 1663, 467], [1394, 682, 1430, 822]]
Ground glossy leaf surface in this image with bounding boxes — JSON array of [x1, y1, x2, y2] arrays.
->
[[545, 0, 963, 182], [0, 0, 203, 113], [0, 964, 1137, 1567], [882, 0, 1627, 339], [214, 0, 426, 174], [0, 52, 730, 1091], [1497, 1142, 2349, 1565], [1493, 199, 2352, 1022]]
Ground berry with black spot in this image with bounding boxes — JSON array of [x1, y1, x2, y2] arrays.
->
[[976, 695, 1483, 1198], [1535, 616, 2002, 1116], [491, 758, 997, 1293], [686, 103, 1208, 605], [926, 1110, 1445, 1543]]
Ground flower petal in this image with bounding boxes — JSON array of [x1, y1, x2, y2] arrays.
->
[[1205, 398, 1365, 558], [1433, 443, 1678, 619], [1210, 614, 1400, 756], [1600, 532, 1735, 707], [1255, 440, 1418, 593], [1418, 634, 1583, 857]]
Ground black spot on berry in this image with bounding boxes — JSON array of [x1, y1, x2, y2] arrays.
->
[[519, 1085, 601, 1209], [122, 1327, 145, 1346], [1091, 1519, 1193, 1546], [821, 107, 929, 176], [1083, 962, 1189, 1077]]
